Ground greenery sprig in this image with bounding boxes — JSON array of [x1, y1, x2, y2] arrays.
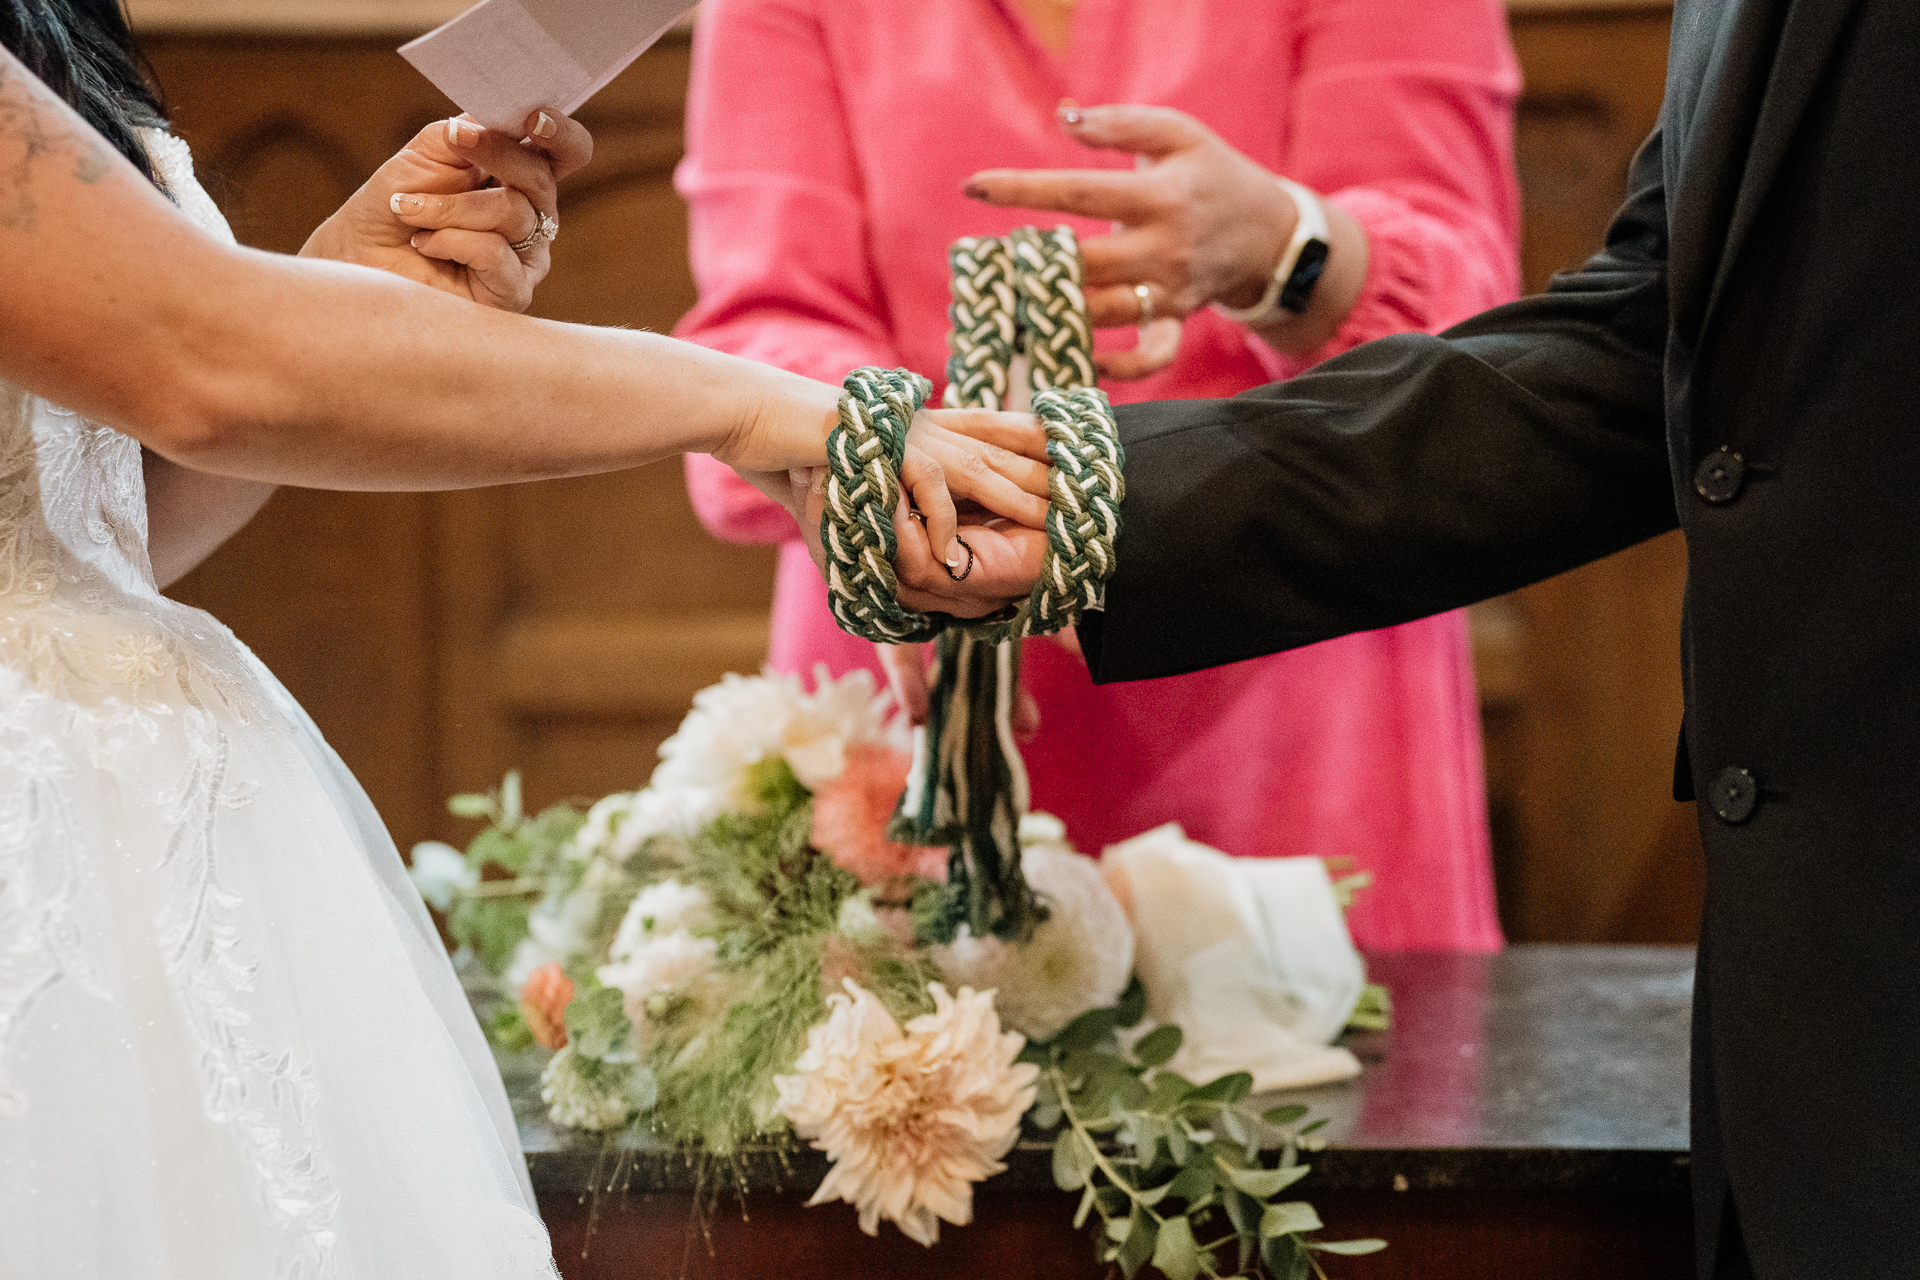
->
[[1025, 985, 1384, 1280]]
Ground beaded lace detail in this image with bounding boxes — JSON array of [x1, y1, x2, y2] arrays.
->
[[0, 131, 337, 1276]]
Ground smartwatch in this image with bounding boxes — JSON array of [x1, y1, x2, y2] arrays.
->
[[1213, 175, 1331, 326]]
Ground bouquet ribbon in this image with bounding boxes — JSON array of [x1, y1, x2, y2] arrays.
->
[[819, 226, 1124, 943]]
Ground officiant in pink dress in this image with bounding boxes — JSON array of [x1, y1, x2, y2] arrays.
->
[[675, 0, 1520, 951]]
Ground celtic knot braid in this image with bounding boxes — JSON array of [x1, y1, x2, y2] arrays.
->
[[942, 236, 1017, 411], [819, 367, 945, 644], [1010, 226, 1095, 392], [1032, 387, 1126, 631]]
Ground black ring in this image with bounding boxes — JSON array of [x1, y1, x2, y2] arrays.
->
[[943, 536, 976, 582]]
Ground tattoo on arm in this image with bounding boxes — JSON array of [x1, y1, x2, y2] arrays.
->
[[0, 52, 116, 233]]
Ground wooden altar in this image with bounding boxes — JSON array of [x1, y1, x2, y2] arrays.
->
[[518, 946, 1695, 1280]]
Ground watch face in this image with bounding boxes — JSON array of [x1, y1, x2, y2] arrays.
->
[[1279, 238, 1331, 313]]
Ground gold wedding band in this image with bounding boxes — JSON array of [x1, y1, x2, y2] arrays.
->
[[1134, 282, 1154, 328]]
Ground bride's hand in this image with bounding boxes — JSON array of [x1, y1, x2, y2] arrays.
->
[[722, 386, 1052, 555], [300, 109, 594, 312]]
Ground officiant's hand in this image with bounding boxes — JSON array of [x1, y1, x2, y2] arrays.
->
[[301, 108, 594, 312], [964, 102, 1367, 376]]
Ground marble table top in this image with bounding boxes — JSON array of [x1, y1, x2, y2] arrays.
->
[[515, 944, 1695, 1197]]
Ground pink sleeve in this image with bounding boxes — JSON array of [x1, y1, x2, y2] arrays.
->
[[674, 0, 904, 545], [1254, 0, 1522, 372]]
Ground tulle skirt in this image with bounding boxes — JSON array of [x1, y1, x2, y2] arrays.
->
[[0, 609, 557, 1279]]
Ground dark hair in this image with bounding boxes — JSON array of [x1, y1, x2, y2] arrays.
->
[[1, 0, 166, 186]]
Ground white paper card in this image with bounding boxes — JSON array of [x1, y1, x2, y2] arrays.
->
[[400, 0, 692, 136]]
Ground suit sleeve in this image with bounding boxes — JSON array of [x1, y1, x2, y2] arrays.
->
[[1081, 130, 1680, 683]]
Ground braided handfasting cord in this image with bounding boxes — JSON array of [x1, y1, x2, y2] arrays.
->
[[819, 367, 946, 645], [818, 225, 1123, 943]]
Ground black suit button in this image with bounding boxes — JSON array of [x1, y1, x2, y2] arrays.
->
[[1708, 766, 1759, 823], [1694, 447, 1746, 503]]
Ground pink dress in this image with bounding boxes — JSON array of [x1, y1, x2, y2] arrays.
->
[[675, 0, 1520, 951]]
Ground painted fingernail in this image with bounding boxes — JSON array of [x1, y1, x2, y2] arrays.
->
[[447, 117, 479, 147], [963, 180, 987, 200], [1058, 98, 1083, 125], [409, 232, 425, 249], [390, 193, 426, 215], [533, 111, 557, 139], [945, 539, 965, 566]]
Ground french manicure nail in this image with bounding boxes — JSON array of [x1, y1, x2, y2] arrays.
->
[[1058, 97, 1083, 126], [447, 117, 478, 147], [390, 193, 426, 215], [945, 539, 966, 566], [533, 111, 557, 139]]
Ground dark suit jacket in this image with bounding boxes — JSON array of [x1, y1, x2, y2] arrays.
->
[[1084, 1, 1920, 1274]]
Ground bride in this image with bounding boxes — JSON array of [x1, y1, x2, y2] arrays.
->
[[0, 7, 1047, 1276]]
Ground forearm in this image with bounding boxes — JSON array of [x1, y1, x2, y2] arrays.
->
[[0, 55, 836, 489], [142, 449, 275, 586], [78, 248, 835, 489]]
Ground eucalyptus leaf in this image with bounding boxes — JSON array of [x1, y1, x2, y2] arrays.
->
[[1310, 1239, 1389, 1256], [1053, 1128, 1093, 1192], [1187, 1071, 1254, 1104], [1260, 1201, 1323, 1238], [1105, 1216, 1133, 1244], [1148, 1072, 1194, 1115], [1054, 1005, 1119, 1054], [1166, 1122, 1189, 1165], [1132, 1024, 1183, 1068], [1135, 1179, 1175, 1207], [1165, 1163, 1214, 1204], [447, 792, 494, 819], [1150, 1214, 1201, 1280], [1222, 1161, 1310, 1199], [1030, 1098, 1064, 1130], [1115, 977, 1148, 1028], [1117, 1207, 1158, 1279], [1073, 1183, 1097, 1231], [1261, 1232, 1306, 1280], [1220, 1106, 1250, 1150], [1262, 1103, 1309, 1126]]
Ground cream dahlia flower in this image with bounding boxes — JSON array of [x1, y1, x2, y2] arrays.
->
[[933, 822, 1134, 1041], [774, 981, 1037, 1247]]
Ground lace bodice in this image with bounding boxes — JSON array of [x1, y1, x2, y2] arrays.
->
[[0, 131, 258, 708]]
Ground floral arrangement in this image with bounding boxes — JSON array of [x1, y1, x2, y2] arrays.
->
[[414, 667, 1384, 1277]]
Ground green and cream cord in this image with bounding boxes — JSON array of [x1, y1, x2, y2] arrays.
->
[[818, 226, 1124, 943]]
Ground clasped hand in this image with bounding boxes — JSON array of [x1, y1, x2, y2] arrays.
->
[[301, 108, 593, 312]]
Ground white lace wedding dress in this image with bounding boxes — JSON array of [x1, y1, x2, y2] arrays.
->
[[0, 133, 560, 1279]]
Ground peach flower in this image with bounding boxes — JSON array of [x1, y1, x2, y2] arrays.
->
[[520, 962, 575, 1051], [774, 981, 1037, 1246], [810, 746, 948, 887]]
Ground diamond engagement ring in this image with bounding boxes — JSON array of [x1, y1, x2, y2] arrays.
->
[[509, 210, 559, 253]]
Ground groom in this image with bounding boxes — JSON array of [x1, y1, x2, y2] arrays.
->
[[892, 0, 1920, 1275]]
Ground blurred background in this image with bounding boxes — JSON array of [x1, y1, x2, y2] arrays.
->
[[130, 0, 1697, 947]]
